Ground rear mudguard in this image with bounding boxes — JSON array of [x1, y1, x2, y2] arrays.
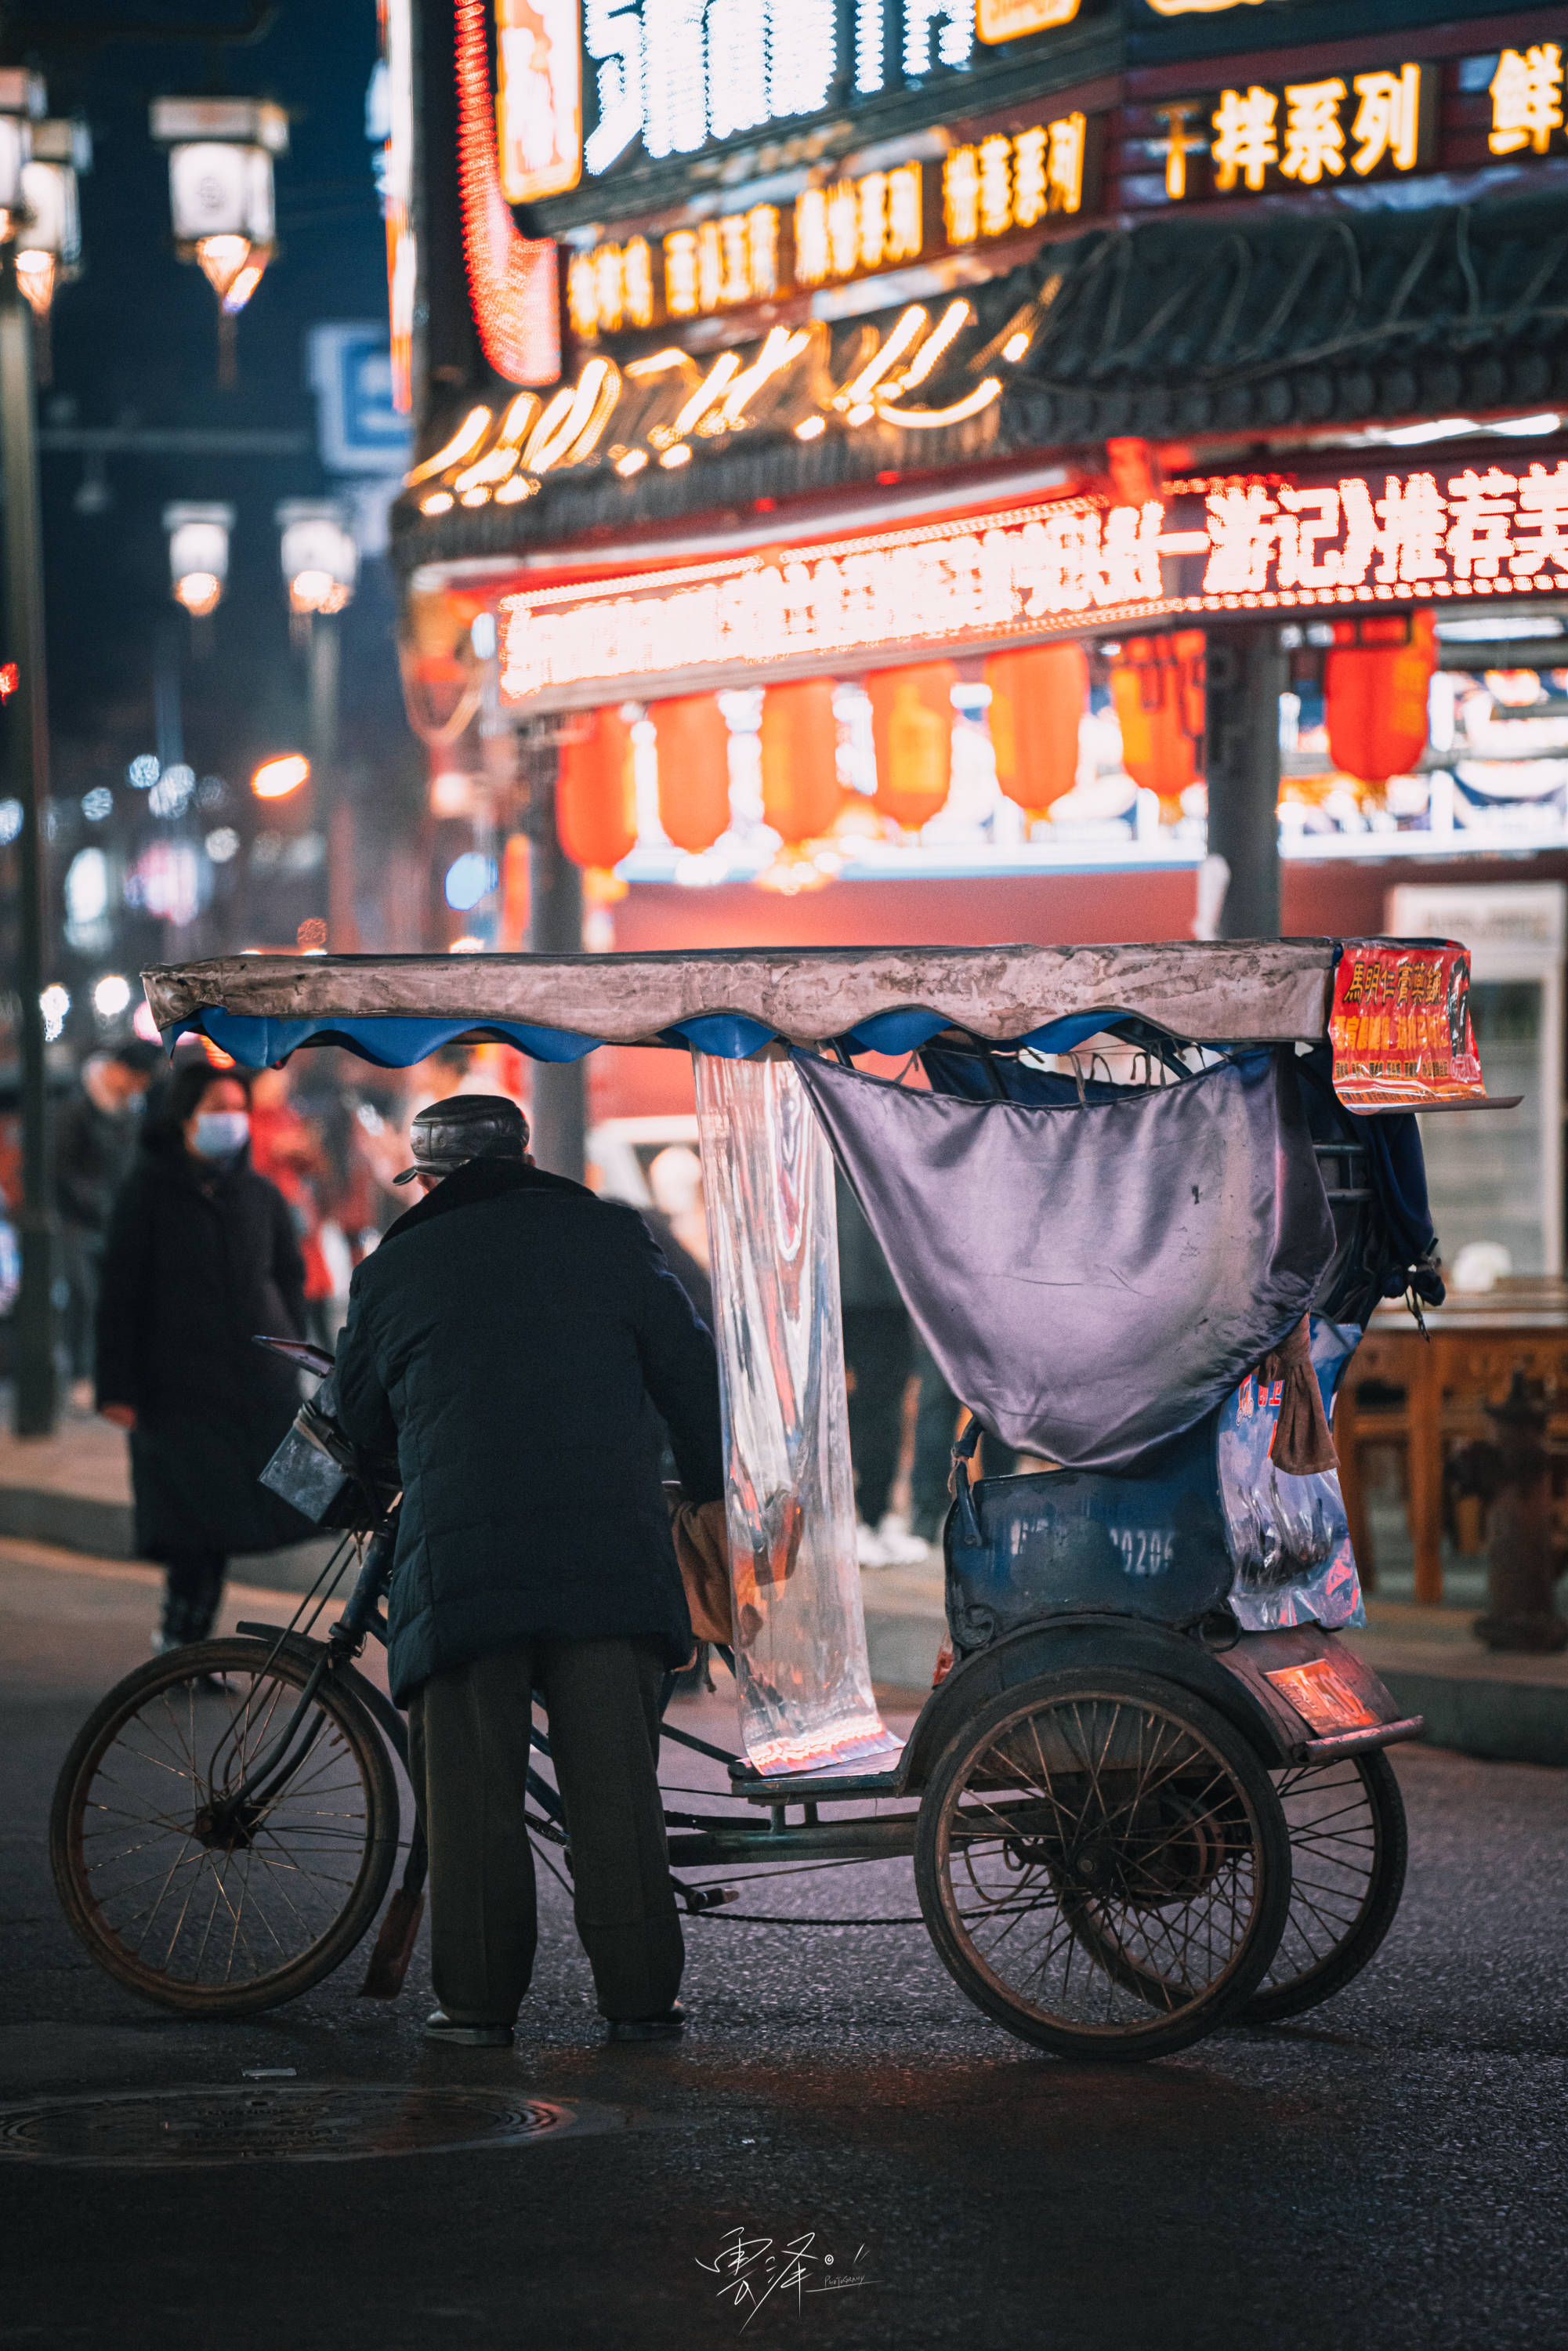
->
[[896, 1614, 1418, 1791]]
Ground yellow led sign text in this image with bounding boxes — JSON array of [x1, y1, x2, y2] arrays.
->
[[567, 237, 655, 338], [1489, 45, 1564, 155], [664, 206, 780, 316], [497, 462, 1568, 713], [794, 164, 925, 288], [1161, 63, 1433, 200], [567, 107, 1098, 340], [943, 115, 1086, 241]]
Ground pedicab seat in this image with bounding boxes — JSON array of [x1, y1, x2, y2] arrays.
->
[[943, 1416, 1236, 1657], [945, 1317, 1366, 1657]]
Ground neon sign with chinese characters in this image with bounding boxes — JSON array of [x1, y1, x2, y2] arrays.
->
[[496, 458, 1568, 712], [575, 0, 1077, 182], [567, 106, 1093, 337], [1157, 63, 1436, 201], [496, 0, 583, 199], [1488, 45, 1564, 156]]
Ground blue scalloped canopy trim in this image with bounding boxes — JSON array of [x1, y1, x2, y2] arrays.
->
[[175, 1003, 1168, 1070], [190, 1009, 603, 1069]]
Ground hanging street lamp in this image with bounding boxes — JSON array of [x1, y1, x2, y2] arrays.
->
[[14, 118, 89, 382], [0, 69, 38, 226], [276, 498, 357, 620], [277, 501, 358, 947], [150, 96, 287, 385], [163, 502, 235, 620]]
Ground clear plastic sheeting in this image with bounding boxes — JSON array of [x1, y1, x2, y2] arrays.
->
[[1219, 1317, 1366, 1633], [694, 1050, 897, 1777]]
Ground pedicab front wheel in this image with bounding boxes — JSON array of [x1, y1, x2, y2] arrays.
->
[[50, 1637, 400, 2018], [914, 1666, 1292, 2061]]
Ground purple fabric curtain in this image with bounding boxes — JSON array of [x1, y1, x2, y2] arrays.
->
[[794, 1048, 1334, 1473]]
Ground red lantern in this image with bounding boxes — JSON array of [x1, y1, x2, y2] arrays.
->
[[985, 643, 1087, 816], [1326, 610, 1436, 783], [651, 695, 731, 852], [868, 661, 957, 829], [759, 679, 842, 844], [1109, 631, 1205, 807], [556, 707, 637, 871]]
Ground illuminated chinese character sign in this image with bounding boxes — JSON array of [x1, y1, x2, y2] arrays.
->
[[1488, 44, 1564, 155], [497, 459, 1568, 713], [1151, 47, 1568, 205], [1158, 63, 1436, 202], [567, 104, 1094, 335], [1329, 943, 1487, 1110], [496, 0, 583, 199], [574, 0, 1078, 182], [1195, 465, 1568, 598]]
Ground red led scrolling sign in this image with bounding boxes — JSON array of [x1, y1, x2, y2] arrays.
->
[[1327, 941, 1521, 1113], [497, 458, 1568, 712]]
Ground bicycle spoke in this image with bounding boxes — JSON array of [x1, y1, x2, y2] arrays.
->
[[63, 1647, 386, 2004], [938, 1691, 1266, 2036]]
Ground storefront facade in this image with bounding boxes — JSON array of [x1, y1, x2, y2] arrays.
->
[[387, 0, 1568, 1179]]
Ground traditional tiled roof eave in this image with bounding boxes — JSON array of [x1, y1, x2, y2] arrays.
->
[[1005, 187, 1568, 445]]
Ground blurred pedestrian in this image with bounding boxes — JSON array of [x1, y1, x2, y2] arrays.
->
[[641, 1145, 712, 1329], [248, 1067, 339, 1349], [95, 1061, 314, 1650], [54, 1043, 159, 1405], [836, 1169, 925, 1567]]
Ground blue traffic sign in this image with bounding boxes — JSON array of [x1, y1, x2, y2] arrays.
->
[[306, 322, 412, 476]]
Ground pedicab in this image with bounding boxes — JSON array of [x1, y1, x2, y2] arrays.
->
[[50, 936, 1506, 2059]]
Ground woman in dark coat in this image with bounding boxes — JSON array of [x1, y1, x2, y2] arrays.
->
[[96, 1060, 314, 1648]]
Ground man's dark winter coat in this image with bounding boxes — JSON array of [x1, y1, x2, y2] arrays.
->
[[55, 1091, 140, 1238], [96, 1132, 313, 1560], [333, 1158, 725, 1706]]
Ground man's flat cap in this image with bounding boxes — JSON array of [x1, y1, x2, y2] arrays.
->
[[394, 1093, 531, 1185]]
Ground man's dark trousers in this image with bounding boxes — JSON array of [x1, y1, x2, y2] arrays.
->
[[407, 1636, 683, 2026]]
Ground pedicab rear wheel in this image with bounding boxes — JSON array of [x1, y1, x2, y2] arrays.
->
[[914, 1666, 1291, 2060], [1239, 1748, 1407, 2024], [50, 1638, 399, 2017]]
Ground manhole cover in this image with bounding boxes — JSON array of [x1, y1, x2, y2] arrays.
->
[[0, 2085, 585, 2168]]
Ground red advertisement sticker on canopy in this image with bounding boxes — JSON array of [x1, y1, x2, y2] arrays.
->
[[1329, 940, 1488, 1111]]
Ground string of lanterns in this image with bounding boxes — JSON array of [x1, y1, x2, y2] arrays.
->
[[547, 615, 1445, 871]]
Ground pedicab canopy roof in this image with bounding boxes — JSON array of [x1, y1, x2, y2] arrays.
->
[[143, 939, 1505, 1114]]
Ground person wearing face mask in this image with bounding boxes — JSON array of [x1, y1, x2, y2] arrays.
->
[[95, 1058, 316, 1650]]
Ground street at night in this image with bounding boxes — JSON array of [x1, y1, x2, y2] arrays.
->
[[5, 1537, 1567, 2351], [5, 1, 1568, 2346]]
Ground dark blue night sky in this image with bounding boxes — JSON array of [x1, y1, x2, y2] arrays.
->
[[16, 0, 419, 987]]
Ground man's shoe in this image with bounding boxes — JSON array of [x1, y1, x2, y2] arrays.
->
[[606, 2001, 686, 2044], [423, 2009, 513, 2047]]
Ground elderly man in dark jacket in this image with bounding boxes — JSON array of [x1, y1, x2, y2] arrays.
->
[[333, 1093, 724, 2050]]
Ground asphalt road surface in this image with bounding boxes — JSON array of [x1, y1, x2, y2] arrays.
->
[[3, 1537, 1567, 2351]]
